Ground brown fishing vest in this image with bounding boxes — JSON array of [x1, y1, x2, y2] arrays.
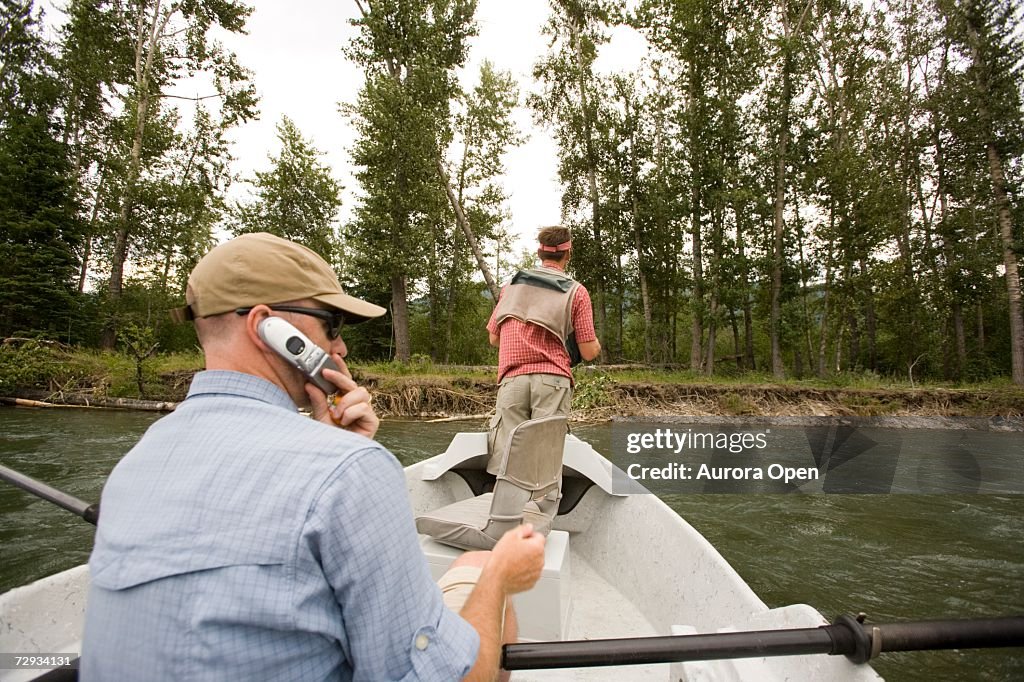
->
[[494, 268, 581, 344]]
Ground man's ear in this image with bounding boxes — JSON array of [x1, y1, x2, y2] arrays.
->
[[244, 305, 274, 352]]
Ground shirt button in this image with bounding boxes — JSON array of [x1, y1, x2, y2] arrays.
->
[[415, 634, 430, 651]]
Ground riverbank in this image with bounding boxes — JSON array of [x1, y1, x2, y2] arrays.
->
[[2, 345, 1023, 418]]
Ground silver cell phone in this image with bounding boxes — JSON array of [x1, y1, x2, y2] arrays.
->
[[257, 316, 340, 395]]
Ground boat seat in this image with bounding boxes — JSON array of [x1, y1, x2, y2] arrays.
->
[[415, 415, 567, 551]]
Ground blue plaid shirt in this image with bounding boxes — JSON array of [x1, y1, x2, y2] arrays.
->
[[82, 370, 478, 681]]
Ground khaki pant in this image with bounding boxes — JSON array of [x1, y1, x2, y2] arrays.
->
[[487, 373, 572, 474], [439, 565, 510, 640], [438, 565, 483, 613]]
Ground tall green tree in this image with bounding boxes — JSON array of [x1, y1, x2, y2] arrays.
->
[[0, 1, 84, 338], [150, 107, 232, 295], [346, 0, 478, 362], [532, 0, 615, 360], [764, 0, 815, 378], [55, 0, 134, 293], [939, 0, 1024, 384], [99, 0, 256, 348], [233, 116, 342, 263], [0, 0, 41, 123], [350, 0, 501, 303], [432, 61, 520, 362]]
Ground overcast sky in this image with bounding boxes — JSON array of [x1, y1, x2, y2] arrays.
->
[[37, 0, 646, 251], [215, 0, 646, 252]]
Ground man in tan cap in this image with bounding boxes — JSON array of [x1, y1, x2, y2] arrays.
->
[[82, 233, 545, 681]]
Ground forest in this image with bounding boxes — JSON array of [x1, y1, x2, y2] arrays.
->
[[1, 0, 1022, 385]]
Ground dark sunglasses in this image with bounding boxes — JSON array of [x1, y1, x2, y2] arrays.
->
[[236, 306, 346, 339]]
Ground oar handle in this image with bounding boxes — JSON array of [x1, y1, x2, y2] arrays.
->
[[501, 615, 1024, 670], [503, 628, 836, 670], [0, 464, 99, 525], [862, 616, 1024, 655]]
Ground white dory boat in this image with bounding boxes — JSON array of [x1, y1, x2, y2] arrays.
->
[[0, 432, 882, 681]]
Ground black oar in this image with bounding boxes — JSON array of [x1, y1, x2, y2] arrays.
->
[[0, 463, 99, 525], [502, 614, 1024, 670]]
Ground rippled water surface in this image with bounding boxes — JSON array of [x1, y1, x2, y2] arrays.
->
[[1, 408, 1021, 680]]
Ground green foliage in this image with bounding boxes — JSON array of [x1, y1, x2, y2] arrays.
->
[[2, 0, 1022, 387], [232, 116, 343, 264], [59, 0, 258, 350], [572, 369, 616, 410], [344, 0, 486, 361], [119, 321, 159, 397], [52, 348, 202, 400], [0, 1, 85, 339], [0, 109, 84, 337], [408, 280, 494, 365], [0, 340, 56, 394]]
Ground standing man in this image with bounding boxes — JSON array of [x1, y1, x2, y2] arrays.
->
[[82, 233, 545, 681], [486, 226, 601, 472]]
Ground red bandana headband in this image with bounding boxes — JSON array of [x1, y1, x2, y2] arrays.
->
[[539, 240, 571, 252]]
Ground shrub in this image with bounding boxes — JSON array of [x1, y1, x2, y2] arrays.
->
[[572, 369, 616, 410], [0, 339, 56, 394]]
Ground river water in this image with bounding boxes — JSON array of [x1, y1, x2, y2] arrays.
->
[[1, 407, 1021, 680]]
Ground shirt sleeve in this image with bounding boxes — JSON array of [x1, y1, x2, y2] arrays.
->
[[572, 285, 597, 343], [307, 447, 479, 681]]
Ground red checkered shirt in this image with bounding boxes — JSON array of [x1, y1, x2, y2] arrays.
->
[[486, 265, 597, 384]]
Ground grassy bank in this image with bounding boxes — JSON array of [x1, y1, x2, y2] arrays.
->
[[2, 342, 1023, 418]]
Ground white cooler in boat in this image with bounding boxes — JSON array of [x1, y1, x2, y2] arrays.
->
[[419, 529, 572, 642]]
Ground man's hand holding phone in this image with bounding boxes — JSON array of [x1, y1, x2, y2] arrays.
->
[[258, 317, 380, 439], [305, 357, 379, 439]]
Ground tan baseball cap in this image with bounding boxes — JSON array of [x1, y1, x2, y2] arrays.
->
[[169, 232, 386, 323]]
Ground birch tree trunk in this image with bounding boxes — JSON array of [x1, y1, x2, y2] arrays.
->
[[102, 1, 170, 349], [78, 164, 107, 293], [570, 15, 607, 359], [436, 155, 500, 302], [966, 20, 1024, 385], [688, 54, 704, 373], [769, 0, 812, 378], [770, 12, 793, 379]]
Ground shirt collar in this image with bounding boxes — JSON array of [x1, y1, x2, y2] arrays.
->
[[186, 370, 298, 411], [539, 261, 566, 272]]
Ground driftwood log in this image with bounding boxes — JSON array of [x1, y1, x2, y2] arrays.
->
[[1, 392, 177, 412]]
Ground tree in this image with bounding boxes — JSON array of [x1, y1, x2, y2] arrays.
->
[[0, 1, 84, 338], [766, 0, 815, 378], [0, 111, 85, 338], [433, 61, 521, 361], [532, 0, 616, 361], [346, 0, 479, 362], [100, 0, 256, 349], [940, 0, 1024, 384], [233, 116, 342, 263], [55, 0, 135, 294], [149, 106, 232, 296], [350, 0, 501, 303], [0, 0, 41, 124]]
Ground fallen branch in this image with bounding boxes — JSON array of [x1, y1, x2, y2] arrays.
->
[[1, 398, 56, 408], [6, 391, 178, 412], [426, 413, 492, 423]]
